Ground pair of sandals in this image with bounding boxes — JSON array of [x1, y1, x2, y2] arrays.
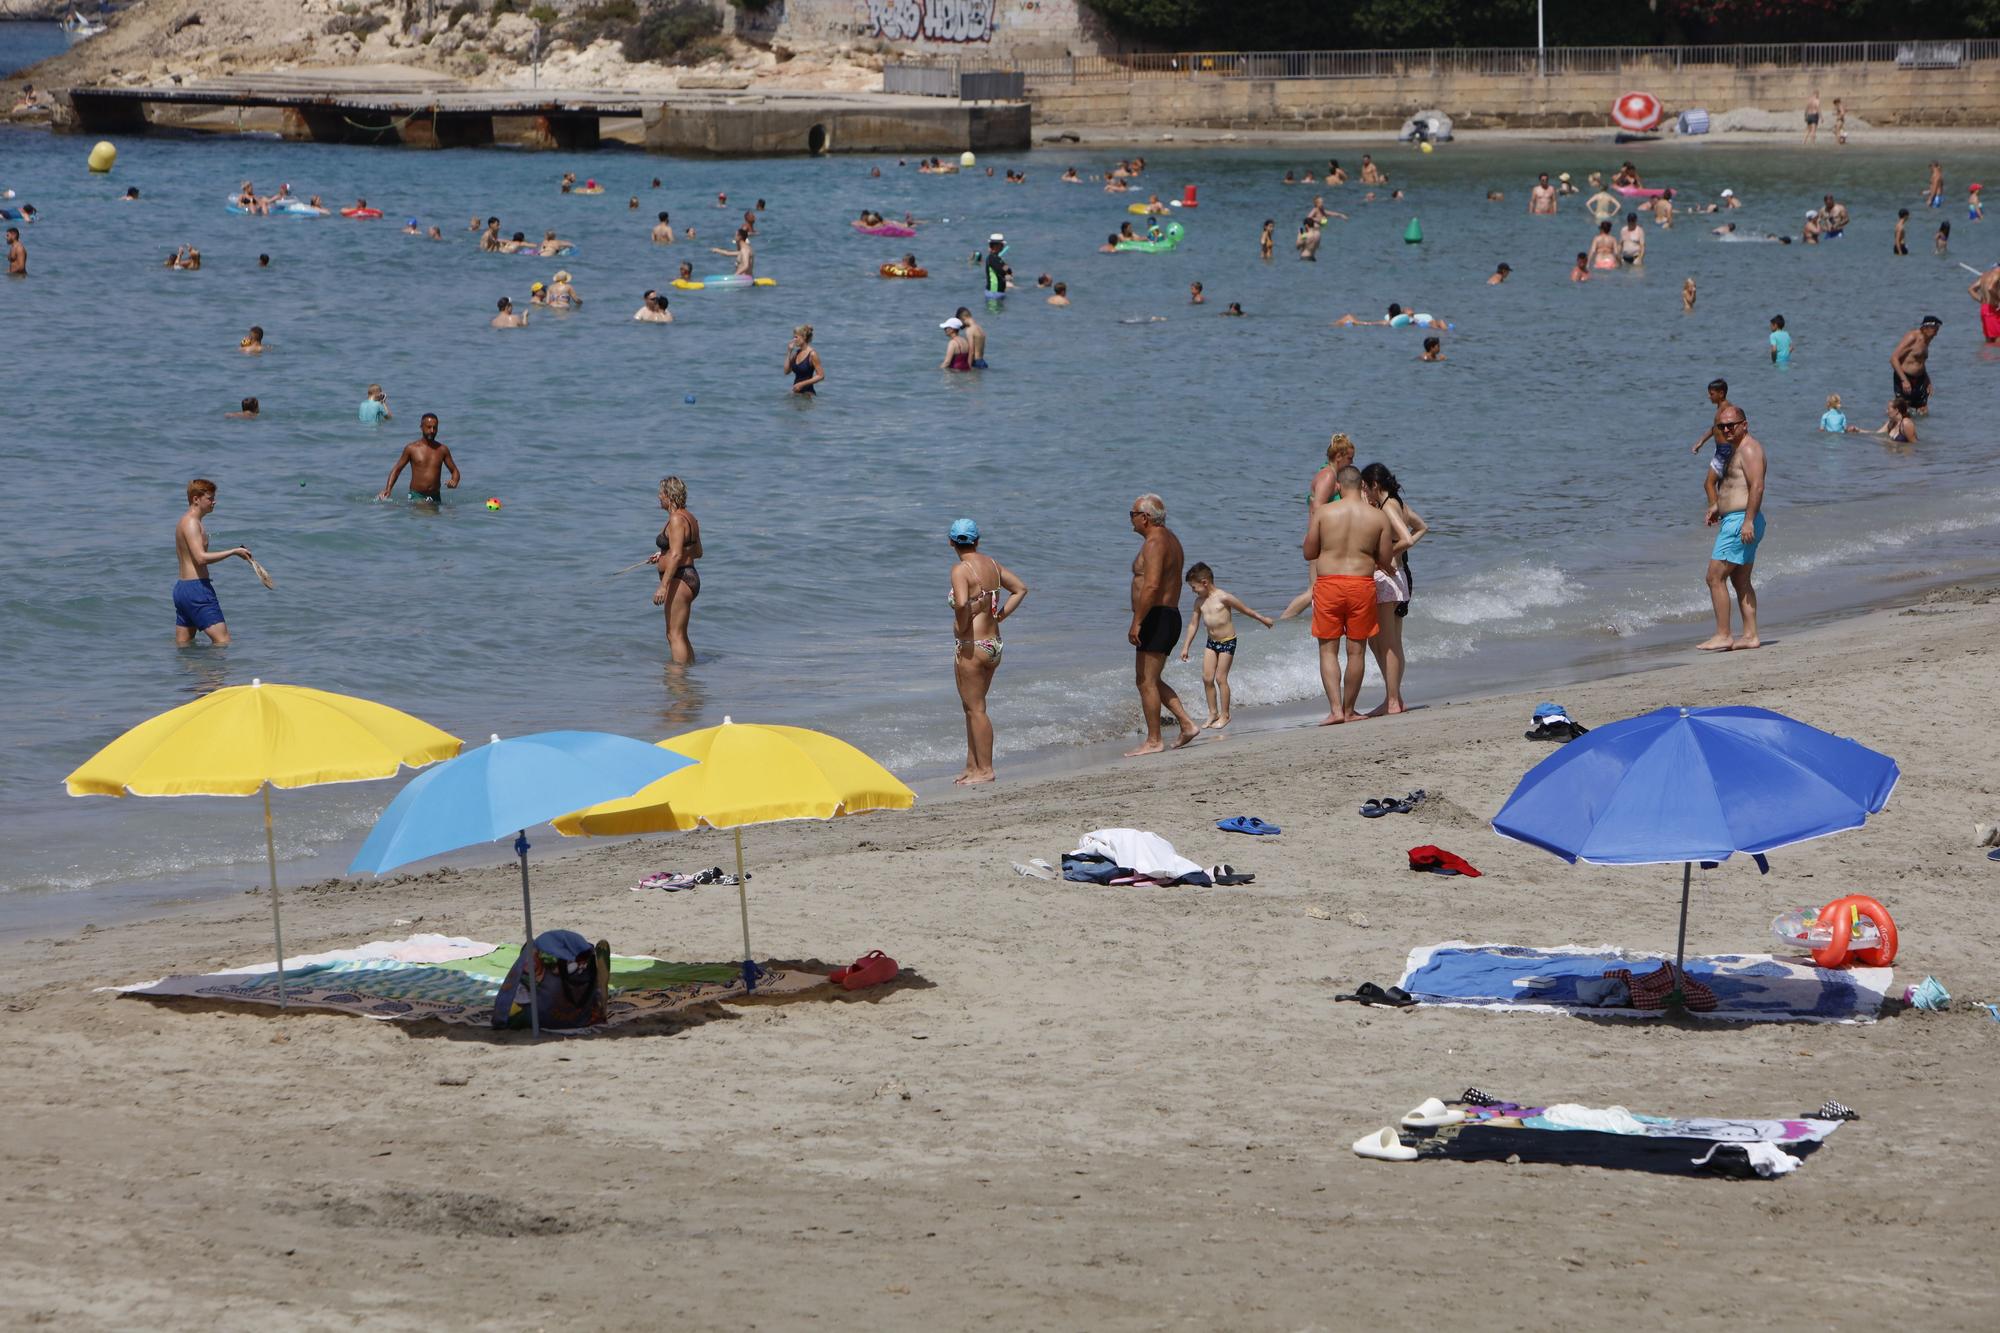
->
[[1360, 789, 1426, 818], [828, 950, 899, 991], [1206, 863, 1255, 886], [1335, 981, 1415, 1007], [1352, 1097, 1467, 1160]]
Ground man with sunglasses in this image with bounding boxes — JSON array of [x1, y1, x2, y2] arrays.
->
[[1698, 408, 1767, 652]]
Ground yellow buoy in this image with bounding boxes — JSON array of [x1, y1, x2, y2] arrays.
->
[[87, 141, 118, 173], [1420, 141, 1434, 154], [959, 150, 976, 168]]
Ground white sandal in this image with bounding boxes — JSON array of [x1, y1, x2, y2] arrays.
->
[[1352, 1127, 1418, 1161], [1400, 1097, 1467, 1129]]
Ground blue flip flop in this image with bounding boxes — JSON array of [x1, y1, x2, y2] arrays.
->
[[1217, 816, 1282, 836]]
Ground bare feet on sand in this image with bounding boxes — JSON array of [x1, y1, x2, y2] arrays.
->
[[1696, 634, 1736, 651], [1731, 635, 1761, 650], [1366, 701, 1405, 718], [1318, 711, 1359, 726], [1205, 715, 1230, 730], [953, 771, 995, 785]]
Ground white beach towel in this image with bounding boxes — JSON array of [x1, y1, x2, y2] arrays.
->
[[1073, 828, 1203, 881]]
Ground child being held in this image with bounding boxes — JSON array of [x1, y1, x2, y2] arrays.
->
[[1179, 563, 1274, 730]]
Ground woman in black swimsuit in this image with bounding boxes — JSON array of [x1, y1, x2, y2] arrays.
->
[[786, 324, 824, 395], [649, 475, 703, 664]]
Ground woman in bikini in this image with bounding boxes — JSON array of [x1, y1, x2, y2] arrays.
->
[[648, 475, 702, 664], [946, 518, 1028, 785], [1360, 462, 1427, 716], [1279, 433, 1357, 620]]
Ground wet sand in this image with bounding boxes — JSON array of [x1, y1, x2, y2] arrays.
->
[[4, 581, 1998, 1327]]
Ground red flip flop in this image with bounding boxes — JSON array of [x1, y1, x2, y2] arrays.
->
[[839, 950, 899, 991]]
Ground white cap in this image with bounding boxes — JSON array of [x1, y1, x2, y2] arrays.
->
[[940, 317, 964, 329], [1720, 188, 1734, 197], [988, 233, 1005, 243]]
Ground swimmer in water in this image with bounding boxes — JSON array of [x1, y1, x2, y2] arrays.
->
[[1684, 276, 1697, 311], [545, 269, 581, 309], [1488, 262, 1511, 284], [1586, 186, 1621, 222], [239, 325, 264, 354], [1571, 252, 1590, 282], [1260, 219, 1274, 260], [527, 281, 548, 307], [1619, 213, 1647, 264], [224, 397, 259, 420], [1866, 396, 1919, 445], [1189, 281, 1205, 304], [634, 289, 672, 323], [712, 228, 754, 277], [1047, 282, 1069, 306], [1061, 167, 1081, 183], [492, 296, 528, 329], [786, 325, 823, 395], [479, 218, 502, 251], [1420, 337, 1443, 361], [652, 211, 674, 243], [1587, 220, 1618, 269], [1099, 234, 1120, 254], [378, 412, 460, 505], [940, 317, 972, 371], [1819, 394, 1852, 432], [677, 260, 695, 284], [1221, 302, 1243, 317], [539, 230, 573, 256], [173, 478, 251, 646], [954, 307, 988, 366]]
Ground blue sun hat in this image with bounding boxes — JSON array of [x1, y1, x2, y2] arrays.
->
[[948, 518, 979, 546]]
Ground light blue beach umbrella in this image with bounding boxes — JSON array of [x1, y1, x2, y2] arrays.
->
[[1492, 706, 1897, 999], [349, 731, 697, 1034]]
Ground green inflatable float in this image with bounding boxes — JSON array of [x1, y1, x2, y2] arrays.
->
[[1115, 221, 1185, 253]]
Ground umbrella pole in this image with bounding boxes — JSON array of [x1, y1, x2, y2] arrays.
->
[[734, 826, 755, 993], [1669, 860, 1693, 1008], [263, 783, 287, 1006], [517, 831, 540, 1038]]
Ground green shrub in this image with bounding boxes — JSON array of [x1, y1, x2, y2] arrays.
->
[[622, 0, 722, 63]]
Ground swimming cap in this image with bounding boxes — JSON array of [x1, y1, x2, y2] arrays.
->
[[948, 518, 979, 546]]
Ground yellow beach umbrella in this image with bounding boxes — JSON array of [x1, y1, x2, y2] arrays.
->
[[553, 719, 915, 988], [65, 679, 462, 1001]]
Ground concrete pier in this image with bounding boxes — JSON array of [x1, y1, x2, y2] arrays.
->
[[56, 73, 1028, 155]]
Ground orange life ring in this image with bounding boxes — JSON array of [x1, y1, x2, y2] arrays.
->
[[1810, 894, 1898, 968], [879, 263, 928, 278]]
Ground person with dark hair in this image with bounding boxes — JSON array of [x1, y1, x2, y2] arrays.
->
[[1359, 463, 1426, 716], [225, 397, 259, 419], [1891, 315, 1942, 413]]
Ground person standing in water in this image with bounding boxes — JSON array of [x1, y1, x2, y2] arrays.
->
[[945, 518, 1028, 784], [1259, 219, 1274, 259], [1698, 406, 1767, 652], [647, 475, 702, 664], [172, 478, 252, 646], [712, 228, 753, 277], [983, 235, 1008, 293], [1125, 494, 1199, 756], [1890, 315, 1942, 414], [786, 325, 824, 395], [377, 413, 460, 505], [953, 307, 988, 366], [1360, 462, 1425, 716]]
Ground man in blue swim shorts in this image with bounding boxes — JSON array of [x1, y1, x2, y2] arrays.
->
[[1698, 409, 1768, 652], [174, 477, 253, 646]]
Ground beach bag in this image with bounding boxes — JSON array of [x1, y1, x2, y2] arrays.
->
[[492, 929, 609, 1030]]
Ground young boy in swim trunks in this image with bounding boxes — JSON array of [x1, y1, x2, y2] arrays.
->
[[1178, 563, 1274, 730], [1689, 377, 1734, 516]]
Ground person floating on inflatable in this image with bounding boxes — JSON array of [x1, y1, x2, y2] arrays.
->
[[1333, 303, 1451, 330]]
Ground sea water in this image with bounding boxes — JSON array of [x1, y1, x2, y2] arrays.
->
[[2, 120, 1997, 927]]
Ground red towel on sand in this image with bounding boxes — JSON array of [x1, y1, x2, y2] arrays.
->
[[1408, 845, 1483, 877]]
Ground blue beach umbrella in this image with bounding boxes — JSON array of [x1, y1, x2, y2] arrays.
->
[[1492, 706, 1898, 991], [349, 731, 697, 1034]]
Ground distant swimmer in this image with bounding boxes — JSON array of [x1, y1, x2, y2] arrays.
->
[[633, 289, 672, 323], [1768, 314, 1793, 366], [983, 235, 1009, 293], [1819, 394, 1851, 432], [1138, 193, 1168, 214], [651, 211, 675, 243], [173, 478, 252, 647], [1651, 192, 1674, 227], [1698, 406, 1767, 652], [1333, 303, 1447, 329], [1060, 168, 1081, 183], [1586, 187, 1621, 222], [1890, 315, 1942, 414], [1528, 173, 1557, 214], [954, 307, 988, 366], [480, 217, 502, 250], [1894, 208, 1909, 255], [1969, 262, 2000, 342], [1488, 262, 1511, 284], [711, 227, 754, 277], [1571, 252, 1590, 282], [1820, 194, 1849, 235], [1420, 336, 1444, 361], [359, 383, 392, 423], [716, 192, 728, 208], [1865, 397, 1919, 446], [1683, 276, 1697, 311], [1296, 218, 1321, 261], [224, 397, 260, 420], [545, 269, 581, 309], [1833, 98, 1847, 144], [786, 324, 823, 395], [239, 325, 264, 355], [1221, 302, 1243, 316], [1124, 493, 1199, 756], [1359, 155, 1386, 185], [1304, 466, 1395, 725], [378, 413, 460, 506], [1189, 280, 1205, 304], [1557, 171, 1577, 195], [629, 196, 640, 210], [538, 230, 572, 256], [427, 226, 442, 239], [946, 517, 1028, 784], [1178, 561, 1274, 730], [122, 187, 138, 201], [527, 281, 548, 307], [940, 317, 972, 371], [648, 475, 702, 664], [492, 296, 528, 329], [9, 225, 29, 275], [677, 260, 696, 284], [1927, 160, 1944, 208], [1326, 159, 1348, 185], [1099, 234, 1121, 254], [1047, 282, 1070, 306], [1935, 219, 1951, 254], [1588, 220, 1618, 269], [1259, 218, 1274, 259]]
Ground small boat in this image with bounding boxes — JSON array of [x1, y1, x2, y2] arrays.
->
[[61, 9, 109, 39]]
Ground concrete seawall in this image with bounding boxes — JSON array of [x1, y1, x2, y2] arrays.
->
[[1027, 61, 2000, 130]]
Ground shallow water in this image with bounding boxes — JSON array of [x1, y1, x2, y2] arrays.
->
[[2, 121, 1997, 923]]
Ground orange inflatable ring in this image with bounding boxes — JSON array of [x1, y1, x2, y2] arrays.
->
[[1810, 894, 1898, 968], [879, 263, 928, 278]]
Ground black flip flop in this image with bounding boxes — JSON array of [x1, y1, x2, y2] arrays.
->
[[1334, 982, 1416, 1008], [1360, 798, 1393, 818]]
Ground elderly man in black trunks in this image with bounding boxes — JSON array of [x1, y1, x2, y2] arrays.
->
[[1125, 494, 1199, 756], [1891, 316, 1942, 415]]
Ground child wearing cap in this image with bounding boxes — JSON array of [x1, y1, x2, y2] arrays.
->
[[1179, 564, 1273, 731]]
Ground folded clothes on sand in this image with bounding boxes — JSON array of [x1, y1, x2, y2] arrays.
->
[[1065, 829, 1212, 885], [1400, 942, 1893, 1023], [1408, 845, 1482, 877]]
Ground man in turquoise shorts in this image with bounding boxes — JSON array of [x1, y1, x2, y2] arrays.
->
[[1698, 408, 1768, 652]]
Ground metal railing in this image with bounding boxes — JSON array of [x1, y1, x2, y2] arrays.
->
[[882, 65, 1026, 100], [890, 40, 1999, 84]]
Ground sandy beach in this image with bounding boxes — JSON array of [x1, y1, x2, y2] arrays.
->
[[5, 580, 1997, 1329]]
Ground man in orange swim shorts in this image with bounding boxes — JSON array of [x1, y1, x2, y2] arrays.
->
[[1304, 465, 1396, 725]]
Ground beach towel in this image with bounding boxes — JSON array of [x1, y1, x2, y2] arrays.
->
[[111, 935, 824, 1030], [1398, 942, 1892, 1023]]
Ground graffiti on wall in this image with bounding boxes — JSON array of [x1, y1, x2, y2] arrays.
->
[[865, 0, 995, 43]]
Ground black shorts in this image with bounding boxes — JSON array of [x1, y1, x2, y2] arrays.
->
[[1136, 606, 1181, 655], [1897, 369, 1931, 409], [1805, 113, 1821, 126]]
